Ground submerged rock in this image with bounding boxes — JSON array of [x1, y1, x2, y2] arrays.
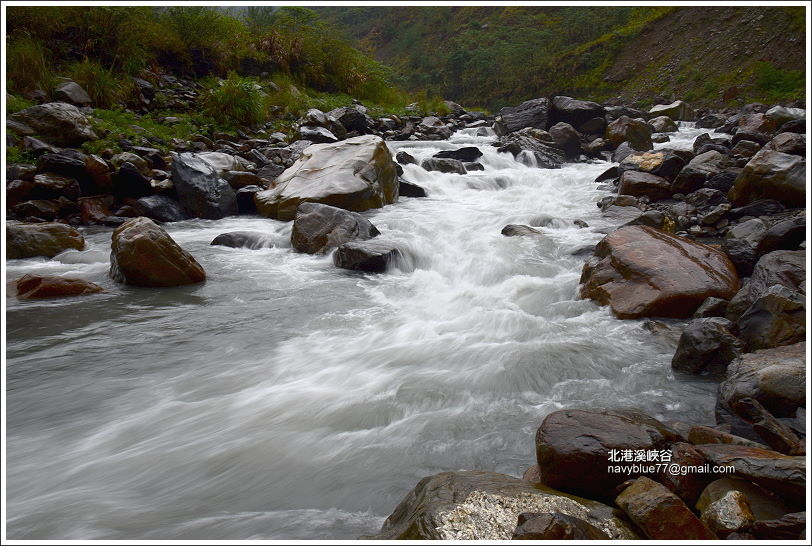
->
[[333, 240, 402, 272], [290, 202, 379, 254], [15, 274, 103, 299], [6, 222, 85, 259], [210, 231, 274, 250]]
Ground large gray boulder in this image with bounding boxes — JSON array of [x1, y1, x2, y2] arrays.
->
[[728, 149, 805, 208], [726, 250, 805, 321], [649, 100, 696, 121], [9, 102, 97, 146], [365, 470, 639, 540], [254, 135, 398, 221], [290, 202, 379, 254], [53, 81, 92, 106], [606, 116, 653, 151], [495, 128, 564, 168], [170, 152, 238, 219], [494, 98, 550, 135], [549, 96, 605, 128]]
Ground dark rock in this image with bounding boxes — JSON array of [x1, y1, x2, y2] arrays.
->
[[731, 397, 802, 455], [611, 142, 635, 163], [694, 297, 729, 318], [290, 202, 379, 255], [134, 195, 188, 223], [728, 199, 785, 220], [687, 425, 766, 449], [751, 512, 806, 540], [618, 171, 671, 201], [36, 151, 86, 178], [53, 81, 92, 106], [256, 163, 285, 185], [671, 317, 743, 376], [464, 162, 484, 171], [548, 122, 582, 158], [595, 166, 618, 182], [535, 409, 678, 502], [496, 128, 564, 168], [327, 106, 373, 134], [673, 151, 731, 194], [15, 273, 102, 299], [578, 116, 606, 135], [434, 146, 482, 162], [697, 477, 793, 521], [495, 98, 550, 135], [223, 170, 263, 189], [755, 216, 805, 256], [235, 185, 261, 214], [550, 96, 605, 128], [366, 470, 639, 540], [9, 102, 97, 146], [512, 512, 610, 540], [730, 140, 762, 158], [6, 222, 85, 258], [737, 285, 805, 352], [395, 151, 417, 165], [777, 119, 805, 134], [30, 173, 80, 201], [764, 132, 805, 156], [113, 162, 153, 198], [615, 476, 716, 539], [421, 157, 466, 174], [580, 226, 740, 319], [606, 116, 653, 151], [298, 125, 339, 144], [399, 179, 427, 197], [170, 152, 237, 219], [109, 217, 205, 287], [658, 442, 714, 507], [728, 149, 805, 208], [699, 490, 755, 538], [649, 115, 678, 133], [726, 250, 805, 321], [298, 108, 346, 140], [704, 169, 740, 193], [502, 224, 542, 237], [764, 105, 805, 126], [696, 113, 726, 129], [210, 231, 274, 249], [333, 240, 402, 272], [77, 196, 111, 225]]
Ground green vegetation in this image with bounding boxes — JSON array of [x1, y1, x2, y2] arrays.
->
[[754, 62, 805, 102], [200, 73, 269, 126]]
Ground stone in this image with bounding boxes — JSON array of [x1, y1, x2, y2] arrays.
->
[[694, 444, 805, 504], [671, 318, 743, 376], [549, 96, 605, 128], [687, 425, 766, 449], [223, 170, 263, 189], [399, 179, 427, 198], [109, 217, 205, 287], [751, 512, 806, 540], [719, 342, 805, 418], [30, 173, 80, 201], [764, 132, 805, 156], [494, 98, 550, 135], [595, 166, 618, 182], [730, 139, 762, 158], [37, 151, 87, 178], [736, 285, 805, 352], [606, 116, 653, 151], [722, 238, 759, 276], [649, 101, 696, 121], [112, 162, 152, 198], [765, 105, 805, 126], [53, 81, 92, 106], [580, 226, 740, 319], [6, 222, 85, 259], [298, 108, 346, 140], [696, 477, 793, 521], [615, 477, 716, 539], [501, 225, 542, 237], [548, 122, 581, 158], [83, 154, 113, 193], [170, 152, 237, 219], [696, 113, 726, 129], [333, 240, 403, 272], [9, 102, 97, 146], [726, 250, 805, 321], [421, 157, 466, 174], [731, 397, 803, 455], [693, 297, 728, 318], [738, 113, 777, 135], [755, 216, 805, 256], [327, 106, 373, 134], [672, 151, 730, 194], [535, 409, 678, 501], [290, 202, 379, 254], [619, 150, 686, 181], [366, 470, 639, 540], [395, 151, 417, 165], [658, 442, 714, 507], [511, 512, 610, 540], [649, 115, 679, 133], [15, 274, 103, 299], [195, 151, 253, 175], [496, 128, 564, 168], [298, 125, 339, 144], [254, 135, 397, 221], [210, 231, 274, 250], [618, 171, 671, 201], [77, 196, 111, 225], [134, 195, 188, 223], [699, 490, 755, 538], [728, 149, 805, 208], [433, 146, 482, 162], [235, 186, 261, 215]]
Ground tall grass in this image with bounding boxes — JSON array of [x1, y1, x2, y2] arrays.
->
[[201, 74, 269, 126], [6, 35, 54, 94], [65, 60, 137, 108]]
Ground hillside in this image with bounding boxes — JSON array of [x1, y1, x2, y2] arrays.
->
[[317, 5, 806, 110]]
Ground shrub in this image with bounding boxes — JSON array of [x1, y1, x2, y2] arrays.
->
[[754, 61, 804, 102], [6, 95, 36, 115], [200, 74, 269, 127], [65, 60, 136, 108], [6, 34, 54, 94]]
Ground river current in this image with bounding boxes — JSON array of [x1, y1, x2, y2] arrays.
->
[[6, 123, 716, 539]]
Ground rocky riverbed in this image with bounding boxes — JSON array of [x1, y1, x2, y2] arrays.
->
[[5, 92, 807, 540]]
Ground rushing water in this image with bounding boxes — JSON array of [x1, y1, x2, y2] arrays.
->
[[6, 123, 716, 539]]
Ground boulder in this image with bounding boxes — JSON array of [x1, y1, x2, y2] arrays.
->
[[699, 490, 755, 538], [548, 122, 581, 158], [694, 444, 805, 504], [511, 512, 610, 540], [731, 397, 803, 455], [649, 101, 696, 121], [53, 81, 92, 106], [649, 115, 679, 133], [170, 152, 237, 219], [737, 285, 805, 352], [672, 151, 731, 194], [764, 132, 805, 156], [78, 196, 111, 225], [235, 185, 261, 215], [615, 477, 716, 539], [687, 425, 768, 449], [755, 215, 805, 256], [9, 102, 97, 146], [109, 217, 205, 287], [535, 409, 678, 501], [433, 146, 482, 162], [421, 157, 466, 174], [580, 226, 740, 319], [395, 151, 417, 165], [333, 240, 402, 272], [606, 116, 653, 151], [6, 222, 85, 259], [751, 512, 806, 540], [765, 106, 805, 126], [611, 142, 636, 163], [619, 150, 685, 181], [501, 224, 542, 237], [549, 96, 605, 127], [290, 202, 379, 254], [134, 195, 188, 223], [297, 108, 347, 140], [671, 318, 743, 376], [30, 173, 80, 201], [496, 128, 564, 168], [15, 273, 103, 299], [728, 149, 805, 208], [210, 231, 274, 249], [195, 151, 253, 175], [726, 250, 805, 321], [730, 139, 762, 158], [694, 296, 728, 318], [658, 442, 714, 507], [398, 179, 427, 198], [366, 470, 639, 540], [618, 171, 671, 201], [112, 162, 152, 198], [718, 342, 805, 418], [696, 477, 794, 521], [223, 170, 263, 189], [298, 126, 339, 144], [494, 98, 550, 135], [254, 135, 397, 221], [327, 106, 372, 134]]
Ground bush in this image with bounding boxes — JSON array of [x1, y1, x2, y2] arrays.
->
[[65, 60, 135, 108], [754, 61, 804, 102], [200, 74, 269, 127], [6, 34, 53, 94], [6, 95, 36, 115]]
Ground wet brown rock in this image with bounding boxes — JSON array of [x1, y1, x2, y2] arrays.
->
[[726, 250, 805, 322], [697, 477, 793, 521], [109, 217, 205, 287], [15, 274, 103, 299], [615, 476, 717, 539], [606, 115, 653, 151], [658, 442, 713, 507], [6, 222, 85, 259], [699, 490, 755, 538], [580, 226, 740, 319], [694, 444, 805, 504], [521, 464, 542, 484], [728, 149, 805, 208], [618, 171, 672, 201], [535, 409, 678, 501], [512, 512, 610, 540], [751, 511, 806, 540], [687, 425, 766, 449], [78, 196, 112, 225], [730, 397, 803, 455]]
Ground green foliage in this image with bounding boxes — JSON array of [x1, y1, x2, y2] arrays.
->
[[5, 145, 36, 165], [6, 95, 36, 115], [6, 34, 54, 94], [65, 60, 136, 108], [200, 74, 269, 127], [754, 62, 805, 102], [82, 108, 204, 155]]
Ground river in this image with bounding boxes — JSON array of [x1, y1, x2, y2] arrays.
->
[[6, 123, 717, 539]]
